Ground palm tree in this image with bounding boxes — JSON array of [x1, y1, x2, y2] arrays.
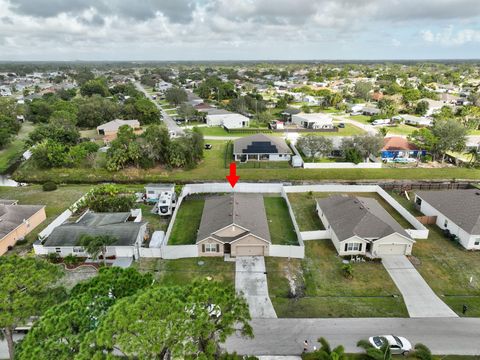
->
[[412, 343, 432, 360], [467, 147, 479, 166], [357, 338, 392, 360], [80, 234, 117, 265], [309, 337, 346, 360], [379, 127, 389, 137]]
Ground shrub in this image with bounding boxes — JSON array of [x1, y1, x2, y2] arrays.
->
[[42, 181, 58, 191], [64, 254, 81, 267], [46, 252, 60, 263], [342, 263, 354, 279], [15, 238, 28, 246]]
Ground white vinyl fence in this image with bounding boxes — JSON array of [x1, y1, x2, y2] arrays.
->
[[269, 245, 304, 258], [300, 230, 331, 241], [139, 245, 198, 259], [303, 162, 382, 169]]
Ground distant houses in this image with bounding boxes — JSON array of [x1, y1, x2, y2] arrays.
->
[[96, 119, 142, 143], [381, 137, 426, 161], [205, 109, 250, 129], [233, 134, 292, 162]]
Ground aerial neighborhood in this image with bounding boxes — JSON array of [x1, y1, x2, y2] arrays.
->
[[1, 58, 480, 359]]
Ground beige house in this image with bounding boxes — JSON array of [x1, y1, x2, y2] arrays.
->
[[316, 195, 415, 258], [197, 194, 271, 257], [96, 119, 142, 143], [0, 200, 46, 255]]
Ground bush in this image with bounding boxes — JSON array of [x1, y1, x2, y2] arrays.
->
[[46, 252, 60, 263], [15, 238, 28, 246], [42, 181, 58, 191], [64, 254, 81, 266]]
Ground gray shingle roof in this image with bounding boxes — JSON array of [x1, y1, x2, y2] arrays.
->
[[44, 212, 146, 247], [415, 189, 480, 234], [0, 203, 44, 239], [196, 194, 271, 243], [233, 134, 292, 155], [316, 195, 410, 241]]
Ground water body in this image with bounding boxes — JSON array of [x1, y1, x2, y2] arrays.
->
[[0, 175, 21, 187]]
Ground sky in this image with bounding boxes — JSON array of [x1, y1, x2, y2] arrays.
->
[[0, 0, 480, 61]]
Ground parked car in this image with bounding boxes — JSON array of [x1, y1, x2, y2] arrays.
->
[[204, 144, 212, 150], [337, 122, 345, 128], [350, 111, 362, 116], [368, 335, 412, 355]]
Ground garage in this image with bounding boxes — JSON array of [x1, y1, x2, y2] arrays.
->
[[235, 245, 265, 256], [376, 244, 407, 255]]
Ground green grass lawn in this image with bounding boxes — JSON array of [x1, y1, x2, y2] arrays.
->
[[0, 122, 35, 173], [0, 184, 92, 254], [389, 192, 480, 317], [168, 197, 205, 245], [348, 115, 371, 124], [382, 124, 418, 136], [310, 124, 365, 136], [263, 196, 298, 245], [13, 139, 480, 184], [138, 203, 170, 233], [134, 257, 234, 286], [79, 128, 103, 141], [266, 241, 408, 318], [286, 193, 325, 231]]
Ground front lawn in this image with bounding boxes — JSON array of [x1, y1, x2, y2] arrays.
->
[[264, 196, 298, 245], [266, 241, 408, 318], [311, 124, 365, 136], [382, 124, 417, 136], [134, 257, 234, 286], [168, 197, 205, 245], [348, 115, 371, 124]]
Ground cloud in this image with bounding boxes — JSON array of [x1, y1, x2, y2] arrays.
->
[[421, 26, 480, 45]]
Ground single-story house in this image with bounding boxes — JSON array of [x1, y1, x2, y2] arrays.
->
[[0, 201, 46, 256], [291, 113, 334, 130], [414, 190, 480, 250], [234, 134, 292, 162], [347, 103, 365, 113], [398, 115, 432, 127], [96, 119, 142, 143], [186, 91, 204, 106], [156, 81, 172, 92], [381, 137, 426, 161], [205, 109, 250, 129], [280, 108, 301, 121], [362, 107, 381, 116], [316, 195, 415, 257], [196, 194, 271, 257], [34, 211, 148, 259]]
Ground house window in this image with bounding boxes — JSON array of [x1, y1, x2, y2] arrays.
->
[[474, 239, 480, 246], [415, 197, 422, 206], [345, 243, 362, 252], [73, 247, 84, 253], [55, 248, 61, 253], [444, 219, 448, 228], [204, 243, 219, 253]]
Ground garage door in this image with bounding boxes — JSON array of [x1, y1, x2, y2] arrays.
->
[[236, 246, 265, 256], [377, 244, 407, 255]]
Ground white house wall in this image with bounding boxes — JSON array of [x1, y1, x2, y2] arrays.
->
[[371, 233, 414, 256]]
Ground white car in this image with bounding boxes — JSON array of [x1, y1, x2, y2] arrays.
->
[[368, 335, 412, 355]]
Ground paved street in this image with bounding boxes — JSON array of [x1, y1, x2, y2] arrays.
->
[[382, 256, 457, 318], [225, 318, 480, 356], [235, 256, 277, 318], [134, 82, 185, 135]]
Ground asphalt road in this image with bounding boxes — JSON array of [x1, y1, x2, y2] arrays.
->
[[225, 318, 480, 356], [134, 82, 184, 135]]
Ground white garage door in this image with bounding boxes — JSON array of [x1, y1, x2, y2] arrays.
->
[[236, 246, 265, 256], [377, 244, 407, 255]]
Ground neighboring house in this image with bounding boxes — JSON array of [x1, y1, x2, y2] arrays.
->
[[362, 107, 381, 116], [34, 210, 147, 259], [291, 113, 334, 130], [398, 115, 432, 127], [414, 190, 480, 250], [186, 91, 204, 106], [196, 194, 271, 257], [316, 195, 415, 257], [347, 103, 365, 113], [381, 137, 426, 161], [233, 134, 292, 162], [155, 81, 172, 92], [96, 119, 142, 143], [205, 109, 250, 129], [0, 201, 46, 256], [144, 184, 175, 204]]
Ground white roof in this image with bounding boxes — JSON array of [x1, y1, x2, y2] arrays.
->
[[149, 231, 165, 248], [96, 119, 140, 132], [292, 113, 333, 124]]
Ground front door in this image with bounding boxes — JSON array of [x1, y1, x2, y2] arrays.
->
[[224, 243, 231, 254]]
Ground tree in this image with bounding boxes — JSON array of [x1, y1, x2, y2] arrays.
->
[[0, 256, 63, 360], [126, 97, 161, 125], [80, 234, 117, 265], [308, 337, 346, 360], [92, 280, 252, 359], [297, 135, 333, 161], [80, 78, 110, 97], [17, 267, 152, 360], [27, 118, 80, 146], [412, 343, 432, 360], [140, 124, 172, 165], [378, 127, 389, 137], [402, 88, 422, 106], [31, 140, 68, 168], [26, 98, 53, 123], [431, 119, 468, 162], [78, 184, 136, 213], [408, 128, 438, 160], [106, 125, 141, 171], [325, 92, 343, 108], [178, 103, 197, 122], [357, 338, 392, 360], [165, 87, 188, 106], [354, 81, 372, 101], [354, 134, 384, 161], [415, 100, 429, 116], [75, 95, 120, 128]]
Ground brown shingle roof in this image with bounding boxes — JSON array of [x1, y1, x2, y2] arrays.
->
[[383, 137, 419, 151]]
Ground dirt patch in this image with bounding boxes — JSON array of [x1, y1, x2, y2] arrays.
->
[[284, 262, 305, 299]]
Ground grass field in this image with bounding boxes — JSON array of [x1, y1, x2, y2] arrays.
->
[[348, 115, 371, 124], [382, 124, 418, 136], [0, 122, 35, 173], [309, 124, 365, 136], [13, 139, 480, 184], [264, 196, 299, 245], [266, 241, 408, 318], [286, 193, 325, 231], [390, 192, 480, 317], [134, 257, 235, 286], [168, 197, 205, 245]]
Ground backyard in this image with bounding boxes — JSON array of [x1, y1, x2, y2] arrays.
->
[[266, 241, 408, 318], [0, 122, 35, 173], [168, 197, 205, 245], [263, 196, 299, 245]]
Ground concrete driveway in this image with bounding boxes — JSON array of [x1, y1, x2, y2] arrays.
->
[[235, 256, 277, 319], [382, 255, 457, 318]]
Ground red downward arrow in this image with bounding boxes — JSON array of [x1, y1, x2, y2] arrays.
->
[[226, 162, 240, 188]]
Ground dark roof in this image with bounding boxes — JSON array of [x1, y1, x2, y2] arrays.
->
[[415, 190, 480, 234], [196, 194, 271, 243], [0, 204, 44, 239], [205, 108, 232, 115], [281, 108, 301, 115], [233, 134, 292, 155], [44, 212, 146, 247], [316, 195, 411, 241]]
